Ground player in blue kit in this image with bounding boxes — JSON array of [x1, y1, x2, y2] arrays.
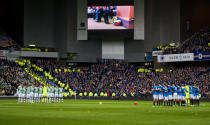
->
[[172, 84, 178, 106], [167, 85, 173, 106], [192, 85, 196, 105], [152, 84, 159, 106], [163, 84, 168, 106], [190, 85, 195, 105], [177, 85, 182, 106], [158, 84, 164, 106], [194, 85, 200, 106], [189, 85, 194, 105], [181, 85, 186, 106]]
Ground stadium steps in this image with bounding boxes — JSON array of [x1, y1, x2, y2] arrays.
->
[[14, 59, 55, 87], [15, 59, 68, 92]]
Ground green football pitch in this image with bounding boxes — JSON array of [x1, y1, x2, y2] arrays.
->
[[0, 99, 210, 125]]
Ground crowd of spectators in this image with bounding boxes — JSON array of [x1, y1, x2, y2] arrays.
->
[[31, 59, 210, 97], [181, 27, 210, 53], [0, 29, 19, 51], [154, 27, 210, 54], [1, 58, 209, 97], [0, 58, 39, 96]]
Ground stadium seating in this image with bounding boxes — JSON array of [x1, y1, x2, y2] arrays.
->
[[16, 58, 210, 97], [0, 29, 19, 51], [1, 57, 209, 97], [154, 27, 210, 54], [181, 27, 210, 53], [0, 59, 40, 95]]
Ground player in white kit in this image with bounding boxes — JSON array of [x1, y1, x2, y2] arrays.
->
[[17, 84, 23, 103], [38, 85, 43, 103], [34, 85, 39, 103], [54, 86, 59, 103]]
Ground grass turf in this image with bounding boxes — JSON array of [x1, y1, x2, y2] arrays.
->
[[0, 99, 210, 125]]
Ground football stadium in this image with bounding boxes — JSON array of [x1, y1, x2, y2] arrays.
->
[[0, 0, 210, 125]]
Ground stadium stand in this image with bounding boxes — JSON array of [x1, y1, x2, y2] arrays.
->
[[0, 58, 41, 96], [0, 26, 209, 98], [154, 27, 210, 54], [181, 27, 210, 53], [0, 29, 19, 51], [6, 58, 208, 98]]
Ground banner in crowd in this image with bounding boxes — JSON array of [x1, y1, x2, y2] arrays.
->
[[152, 51, 163, 56], [158, 53, 194, 63], [0, 50, 6, 56], [194, 52, 210, 61]]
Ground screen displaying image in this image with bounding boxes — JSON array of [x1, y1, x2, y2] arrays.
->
[[88, 6, 134, 30]]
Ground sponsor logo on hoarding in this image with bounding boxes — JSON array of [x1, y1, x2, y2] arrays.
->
[[158, 53, 194, 62]]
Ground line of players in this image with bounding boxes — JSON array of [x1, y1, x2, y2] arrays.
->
[[17, 84, 64, 103], [152, 84, 200, 106]]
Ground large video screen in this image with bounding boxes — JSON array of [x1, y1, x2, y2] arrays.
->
[[88, 6, 134, 30]]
